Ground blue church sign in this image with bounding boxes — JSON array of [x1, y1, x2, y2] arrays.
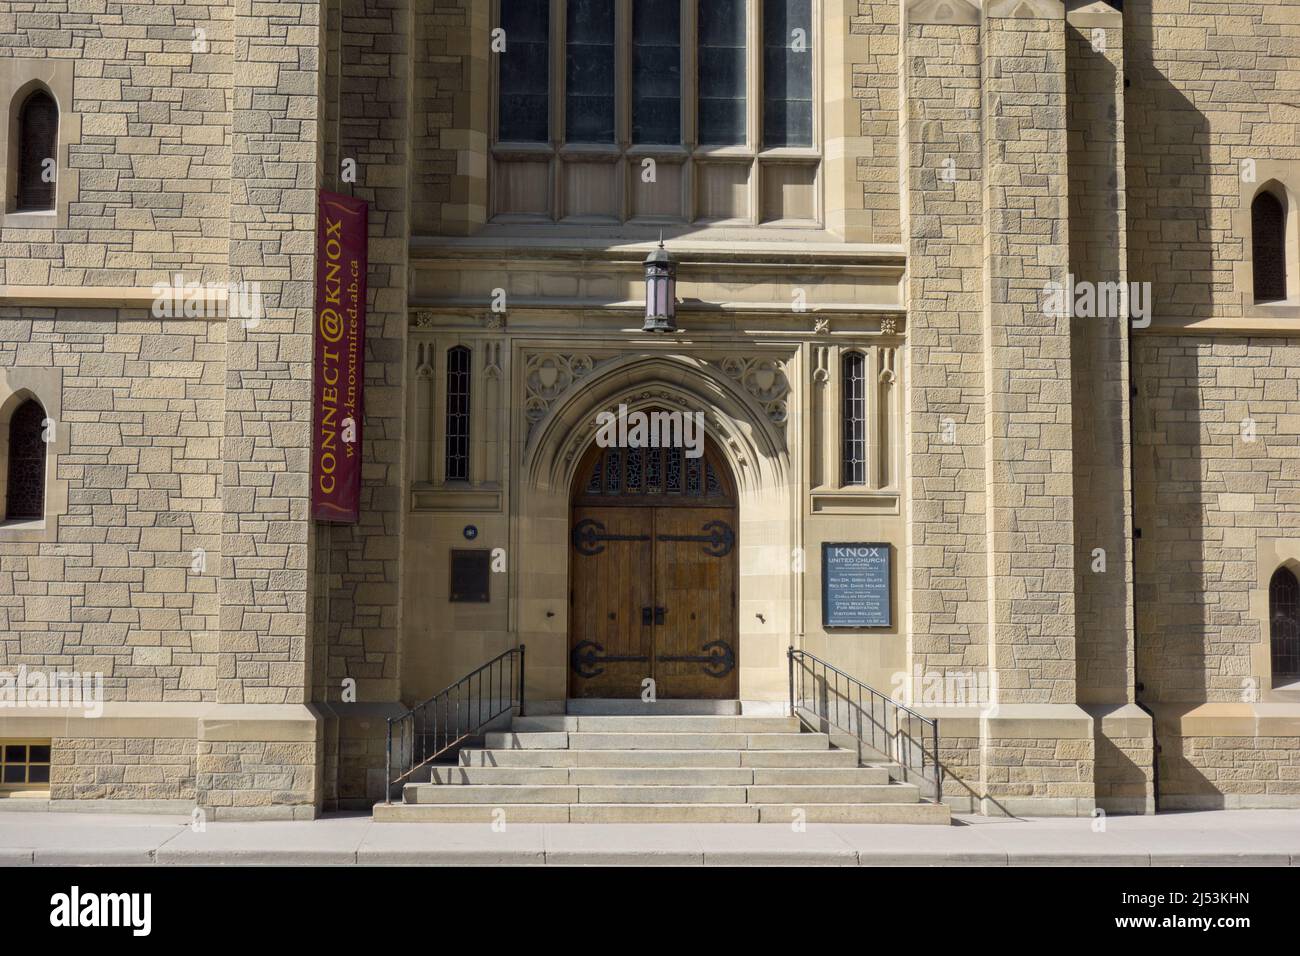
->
[[822, 543, 891, 628]]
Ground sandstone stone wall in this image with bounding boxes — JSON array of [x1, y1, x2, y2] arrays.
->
[[1067, 19, 1133, 704], [196, 737, 318, 819], [310, 0, 408, 707], [855, 0, 900, 243], [0, 1, 232, 287], [1124, 0, 1300, 808], [1133, 336, 1300, 701], [937, 732, 981, 812], [981, 7, 1078, 706], [982, 735, 1094, 809], [0, 307, 225, 701], [412, 0, 477, 236], [219, 0, 321, 709], [3, 0, 1298, 820], [0, 0, 329, 818], [1163, 734, 1300, 808], [52, 735, 195, 801], [901, 19, 989, 684], [1124, 0, 1300, 321]]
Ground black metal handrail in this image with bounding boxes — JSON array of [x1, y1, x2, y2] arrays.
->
[[385, 644, 525, 804], [788, 646, 942, 802]]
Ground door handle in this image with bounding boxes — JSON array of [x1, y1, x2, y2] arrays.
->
[[654, 606, 666, 625], [642, 606, 652, 626]]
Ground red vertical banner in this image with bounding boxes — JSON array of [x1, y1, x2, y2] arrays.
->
[[311, 191, 368, 523]]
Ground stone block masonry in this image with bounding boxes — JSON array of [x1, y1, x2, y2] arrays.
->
[[901, 0, 1100, 814], [2, 0, 1299, 822], [52, 736, 196, 802], [0, 306, 224, 699], [0, 0, 329, 820], [0, 1, 233, 287]]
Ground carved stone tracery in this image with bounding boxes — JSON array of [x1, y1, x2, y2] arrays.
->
[[525, 353, 607, 437], [710, 357, 791, 428]]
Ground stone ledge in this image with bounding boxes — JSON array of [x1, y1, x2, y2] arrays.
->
[[1163, 794, 1300, 812], [0, 798, 194, 815], [922, 703, 1095, 738], [0, 284, 224, 312], [1153, 702, 1300, 737], [0, 703, 321, 741], [1083, 702, 1153, 738], [205, 804, 317, 822], [198, 704, 322, 742], [1142, 315, 1300, 336], [980, 796, 1096, 817]]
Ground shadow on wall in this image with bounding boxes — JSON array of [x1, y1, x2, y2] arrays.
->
[[1125, 1, 1215, 801], [1063, 21, 1157, 811]]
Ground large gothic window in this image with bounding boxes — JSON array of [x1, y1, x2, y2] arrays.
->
[[1271, 566, 1300, 684], [5, 398, 46, 520], [444, 346, 471, 482], [1252, 190, 1287, 303], [492, 0, 820, 224], [15, 89, 57, 212], [841, 351, 867, 486]]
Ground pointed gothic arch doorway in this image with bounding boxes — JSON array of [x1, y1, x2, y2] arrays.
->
[[568, 433, 739, 699]]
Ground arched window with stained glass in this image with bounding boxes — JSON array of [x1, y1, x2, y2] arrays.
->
[[5, 398, 47, 520]]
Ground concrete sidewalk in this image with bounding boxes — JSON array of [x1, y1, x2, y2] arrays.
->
[[2, 808, 1300, 865]]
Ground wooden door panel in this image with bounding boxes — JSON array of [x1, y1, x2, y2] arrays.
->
[[568, 507, 655, 698], [652, 507, 738, 699]]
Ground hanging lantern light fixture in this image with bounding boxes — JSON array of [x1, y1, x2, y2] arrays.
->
[[642, 237, 677, 334]]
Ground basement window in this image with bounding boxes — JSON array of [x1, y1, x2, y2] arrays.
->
[[0, 740, 51, 794]]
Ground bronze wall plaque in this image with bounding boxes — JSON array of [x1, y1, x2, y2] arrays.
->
[[450, 549, 490, 603]]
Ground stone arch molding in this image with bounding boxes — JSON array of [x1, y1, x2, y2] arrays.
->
[[524, 353, 791, 498]]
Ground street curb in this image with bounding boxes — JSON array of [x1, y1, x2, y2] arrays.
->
[[7, 848, 1300, 865]]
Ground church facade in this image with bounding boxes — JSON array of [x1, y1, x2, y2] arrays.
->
[[0, 0, 1298, 818]]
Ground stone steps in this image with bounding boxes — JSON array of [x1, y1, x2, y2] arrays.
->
[[565, 698, 741, 716], [374, 803, 952, 824], [484, 731, 830, 751], [512, 715, 800, 733], [429, 765, 891, 786], [458, 748, 862, 768], [378, 706, 950, 826], [402, 782, 912, 805]]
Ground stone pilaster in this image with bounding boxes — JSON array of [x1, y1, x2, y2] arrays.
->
[[901, 0, 988, 685], [204, 0, 326, 819], [978, 0, 1093, 815], [1064, 0, 1153, 813], [900, 0, 990, 814]]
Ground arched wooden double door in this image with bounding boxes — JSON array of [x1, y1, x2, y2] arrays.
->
[[569, 438, 738, 699]]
